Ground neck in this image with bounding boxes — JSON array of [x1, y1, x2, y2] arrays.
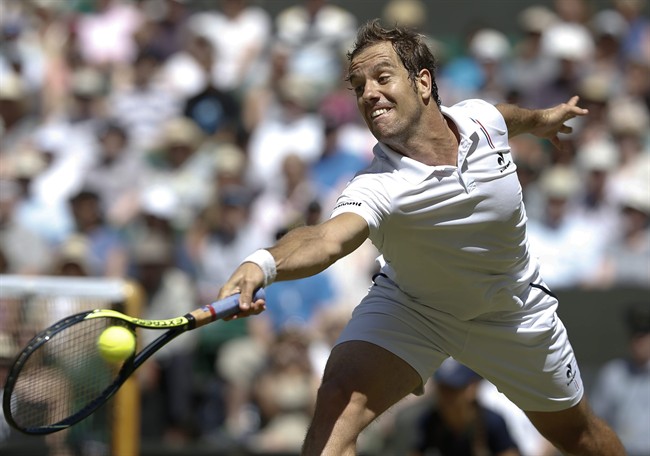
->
[[391, 110, 459, 166]]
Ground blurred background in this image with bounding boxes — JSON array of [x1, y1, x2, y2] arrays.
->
[[0, 0, 648, 455]]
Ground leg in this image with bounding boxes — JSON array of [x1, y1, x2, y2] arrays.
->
[[302, 340, 421, 456], [525, 396, 625, 456]]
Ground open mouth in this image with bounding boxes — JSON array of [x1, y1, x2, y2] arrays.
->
[[371, 108, 390, 119]]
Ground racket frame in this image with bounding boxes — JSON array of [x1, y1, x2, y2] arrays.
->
[[2, 289, 264, 435]]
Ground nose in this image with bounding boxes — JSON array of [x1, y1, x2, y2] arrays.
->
[[360, 81, 381, 103]]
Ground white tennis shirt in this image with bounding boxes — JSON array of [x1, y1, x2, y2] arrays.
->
[[331, 99, 540, 320]]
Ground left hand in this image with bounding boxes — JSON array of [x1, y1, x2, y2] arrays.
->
[[531, 96, 589, 149]]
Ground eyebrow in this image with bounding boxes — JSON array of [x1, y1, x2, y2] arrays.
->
[[347, 60, 395, 82]]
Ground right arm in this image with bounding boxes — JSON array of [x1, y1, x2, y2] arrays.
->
[[218, 212, 370, 312]]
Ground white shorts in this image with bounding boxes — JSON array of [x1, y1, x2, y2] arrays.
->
[[335, 275, 584, 412]]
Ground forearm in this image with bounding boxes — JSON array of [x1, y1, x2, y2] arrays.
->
[[268, 225, 345, 281], [495, 96, 588, 148], [221, 213, 368, 306], [495, 103, 543, 138]]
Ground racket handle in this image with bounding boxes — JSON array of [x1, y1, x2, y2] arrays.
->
[[189, 288, 266, 328], [209, 288, 266, 318]]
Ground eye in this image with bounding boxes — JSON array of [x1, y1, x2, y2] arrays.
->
[[378, 75, 390, 84], [351, 84, 364, 96]]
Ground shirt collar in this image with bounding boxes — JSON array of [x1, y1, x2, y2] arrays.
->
[[372, 106, 478, 184]]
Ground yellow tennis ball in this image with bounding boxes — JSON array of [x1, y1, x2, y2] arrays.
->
[[97, 326, 136, 363]]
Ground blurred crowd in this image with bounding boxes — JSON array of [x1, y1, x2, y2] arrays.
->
[[0, 0, 648, 454]]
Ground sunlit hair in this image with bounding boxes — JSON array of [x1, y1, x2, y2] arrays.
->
[[346, 19, 442, 107]]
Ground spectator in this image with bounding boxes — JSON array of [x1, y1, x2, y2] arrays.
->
[[591, 303, 650, 456], [606, 97, 650, 203], [50, 233, 91, 277], [245, 74, 325, 194], [9, 145, 74, 245], [467, 28, 512, 104], [0, 178, 53, 274], [551, 0, 593, 26], [526, 165, 607, 289], [82, 121, 144, 226], [74, 0, 143, 68], [247, 328, 318, 454], [141, 116, 215, 230], [588, 9, 628, 91], [477, 381, 556, 456], [0, 71, 39, 157], [411, 358, 520, 456], [108, 49, 180, 151], [159, 29, 214, 100], [533, 22, 595, 109], [251, 153, 321, 243], [182, 70, 242, 141], [0, 5, 45, 96], [310, 118, 370, 211], [186, 184, 271, 304], [65, 66, 110, 132], [573, 139, 621, 246], [275, 0, 357, 100], [64, 188, 128, 277], [509, 134, 550, 222], [593, 178, 650, 288], [382, 0, 428, 31], [187, 0, 271, 94], [508, 6, 559, 107], [612, 0, 650, 62], [132, 0, 189, 60], [128, 234, 199, 443]]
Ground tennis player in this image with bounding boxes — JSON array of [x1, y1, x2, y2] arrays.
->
[[218, 20, 624, 455]]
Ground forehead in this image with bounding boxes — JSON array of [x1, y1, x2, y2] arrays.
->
[[348, 42, 401, 77]]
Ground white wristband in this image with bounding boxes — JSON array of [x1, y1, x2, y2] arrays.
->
[[242, 249, 277, 287]]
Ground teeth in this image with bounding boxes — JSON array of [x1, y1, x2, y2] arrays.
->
[[371, 108, 389, 118]]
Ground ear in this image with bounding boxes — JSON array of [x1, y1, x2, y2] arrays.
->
[[417, 69, 432, 102]]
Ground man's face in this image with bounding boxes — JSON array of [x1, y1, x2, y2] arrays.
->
[[348, 42, 424, 147]]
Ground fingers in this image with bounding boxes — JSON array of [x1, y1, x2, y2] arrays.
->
[[560, 124, 573, 135], [565, 95, 589, 117], [218, 262, 266, 319], [567, 95, 580, 106], [550, 135, 562, 150]]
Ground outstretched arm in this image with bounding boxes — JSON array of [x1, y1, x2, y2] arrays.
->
[[217, 212, 370, 313], [496, 96, 589, 149]]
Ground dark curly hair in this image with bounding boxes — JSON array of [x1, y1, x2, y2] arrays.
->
[[346, 19, 442, 107]]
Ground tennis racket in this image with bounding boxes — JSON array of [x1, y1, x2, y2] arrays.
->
[[2, 289, 265, 435]]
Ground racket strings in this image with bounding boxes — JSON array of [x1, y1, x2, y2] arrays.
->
[[8, 317, 127, 430]]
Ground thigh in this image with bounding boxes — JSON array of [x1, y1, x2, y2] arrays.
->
[[335, 278, 458, 394], [457, 302, 584, 412], [322, 340, 422, 418]]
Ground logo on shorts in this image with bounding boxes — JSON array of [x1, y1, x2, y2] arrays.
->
[[566, 362, 579, 391]]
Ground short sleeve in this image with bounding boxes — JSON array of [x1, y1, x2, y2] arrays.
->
[[330, 173, 392, 248]]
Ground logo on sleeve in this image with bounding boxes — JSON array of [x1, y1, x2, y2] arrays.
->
[[566, 361, 580, 391], [497, 152, 512, 173], [334, 201, 362, 210]]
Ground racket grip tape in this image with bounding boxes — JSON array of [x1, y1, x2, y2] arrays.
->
[[210, 288, 266, 318], [189, 289, 266, 328]]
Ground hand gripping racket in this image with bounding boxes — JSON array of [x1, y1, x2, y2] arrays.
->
[[2, 289, 265, 435]]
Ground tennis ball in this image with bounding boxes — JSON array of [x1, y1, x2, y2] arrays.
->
[[97, 326, 136, 363]]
